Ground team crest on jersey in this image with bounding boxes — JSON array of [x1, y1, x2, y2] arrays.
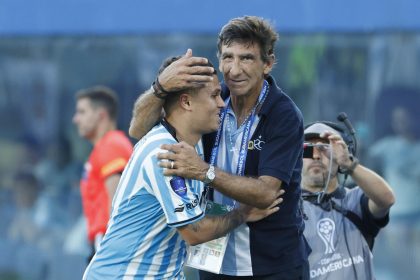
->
[[170, 176, 187, 197], [248, 135, 265, 151], [317, 218, 336, 254]]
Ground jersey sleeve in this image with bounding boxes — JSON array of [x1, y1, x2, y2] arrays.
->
[[145, 150, 205, 228], [97, 138, 132, 178]]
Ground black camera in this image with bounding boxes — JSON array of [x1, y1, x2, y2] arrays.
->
[[303, 143, 314, 159]]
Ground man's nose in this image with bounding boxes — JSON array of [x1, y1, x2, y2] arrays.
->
[[229, 59, 242, 75], [312, 147, 322, 160]]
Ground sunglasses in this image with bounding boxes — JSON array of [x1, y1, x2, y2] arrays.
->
[[303, 143, 331, 158]]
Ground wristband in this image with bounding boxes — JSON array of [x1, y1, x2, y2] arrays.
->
[[151, 80, 167, 99], [155, 77, 171, 95], [340, 156, 359, 175]]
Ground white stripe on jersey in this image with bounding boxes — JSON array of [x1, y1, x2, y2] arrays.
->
[[112, 127, 169, 211], [123, 217, 170, 279]]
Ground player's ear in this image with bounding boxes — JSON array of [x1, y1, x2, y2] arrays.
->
[[179, 93, 192, 111]]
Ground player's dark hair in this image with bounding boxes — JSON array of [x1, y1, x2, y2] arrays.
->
[[76, 86, 119, 121]]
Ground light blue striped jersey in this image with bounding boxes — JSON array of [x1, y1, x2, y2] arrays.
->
[[83, 123, 207, 280]]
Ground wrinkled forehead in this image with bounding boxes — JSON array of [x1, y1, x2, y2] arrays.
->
[[304, 123, 340, 141]]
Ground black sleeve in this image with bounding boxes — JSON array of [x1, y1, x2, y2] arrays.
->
[[360, 194, 390, 237]]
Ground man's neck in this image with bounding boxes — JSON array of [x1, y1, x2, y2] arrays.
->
[[165, 116, 200, 146], [230, 90, 261, 127], [91, 122, 116, 145]]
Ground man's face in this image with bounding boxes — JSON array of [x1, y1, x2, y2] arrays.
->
[[72, 98, 100, 140], [302, 139, 338, 190], [190, 76, 224, 134], [219, 41, 273, 98]]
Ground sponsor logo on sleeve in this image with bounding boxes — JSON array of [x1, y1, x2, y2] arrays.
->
[[173, 194, 200, 213], [174, 204, 185, 213]]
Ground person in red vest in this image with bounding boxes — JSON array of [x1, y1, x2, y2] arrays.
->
[[73, 85, 133, 261]]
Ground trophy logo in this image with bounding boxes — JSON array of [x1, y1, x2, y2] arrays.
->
[[317, 218, 336, 254]]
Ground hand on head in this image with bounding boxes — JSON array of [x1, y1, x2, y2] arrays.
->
[[158, 49, 215, 93]]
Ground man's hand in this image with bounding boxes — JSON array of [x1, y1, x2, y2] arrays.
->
[[158, 49, 215, 93], [320, 131, 353, 168], [158, 141, 209, 181], [240, 195, 284, 223]]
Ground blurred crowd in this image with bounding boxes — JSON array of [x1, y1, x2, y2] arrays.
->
[[0, 135, 89, 280]]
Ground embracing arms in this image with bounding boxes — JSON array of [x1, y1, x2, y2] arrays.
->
[[158, 142, 283, 209], [177, 198, 282, 245]]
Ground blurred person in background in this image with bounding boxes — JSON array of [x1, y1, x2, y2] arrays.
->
[[8, 171, 44, 245], [83, 56, 281, 279], [301, 121, 394, 279], [32, 135, 83, 241], [3, 171, 49, 280], [129, 16, 310, 280], [369, 103, 420, 279], [72, 86, 133, 262]]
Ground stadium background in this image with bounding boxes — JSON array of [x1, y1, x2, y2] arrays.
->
[[0, 0, 419, 279]]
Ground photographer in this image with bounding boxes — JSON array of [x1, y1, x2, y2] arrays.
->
[[301, 120, 395, 279]]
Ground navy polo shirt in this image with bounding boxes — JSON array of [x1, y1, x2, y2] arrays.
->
[[203, 76, 311, 275]]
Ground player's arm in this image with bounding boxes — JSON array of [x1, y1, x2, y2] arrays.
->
[[129, 49, 215, 139], [128, 87, 165, 140], [105, 173, 121, 213], [177, 198, 282, 246]]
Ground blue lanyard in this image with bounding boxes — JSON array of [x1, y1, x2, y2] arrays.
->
[[209, 80, 269, 175]]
